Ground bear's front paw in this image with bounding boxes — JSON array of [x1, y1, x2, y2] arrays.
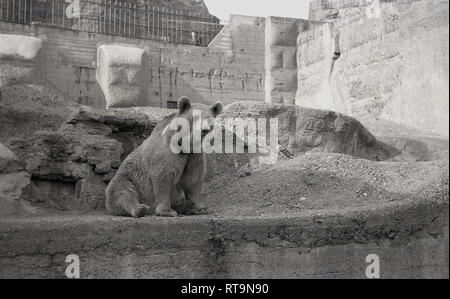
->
[[155, 207, 178, 217], [131, 204, 151, 218]]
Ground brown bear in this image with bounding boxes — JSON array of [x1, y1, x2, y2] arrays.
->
[[105, 96, 223, 217]]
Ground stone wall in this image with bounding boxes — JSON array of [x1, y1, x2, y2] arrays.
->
[[0, 201, 448, 278], [265, 17, 324, 105], [292, 0, 449, 137], [0, 18, 265, 109]]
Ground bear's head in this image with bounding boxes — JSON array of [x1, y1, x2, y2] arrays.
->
[[166, 96, 223, 154]]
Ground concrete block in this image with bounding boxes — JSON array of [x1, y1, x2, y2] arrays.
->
[[96, 45, 150, 108], [0, 34, 43, 88], [0, 34, 43, 61]]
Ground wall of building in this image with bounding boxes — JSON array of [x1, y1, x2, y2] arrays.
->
[[265, 16, 324, 104], [265, 0, 449, 137], [0, 15, 265, 109]]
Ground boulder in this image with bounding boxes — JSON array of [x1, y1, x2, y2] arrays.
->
[[0, 171, 36, 216], [96, 45, 150, 108], [0, 143, 23, 173], [222, 101, 399, 161], [6, 106, 174, 211], [7, 105, 251, 212], [8, 101, 395, 212], [8, 129, 123, 211], [0, 142, 35, 216]]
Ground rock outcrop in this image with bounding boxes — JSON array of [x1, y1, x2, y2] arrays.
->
[[6, 101, 400, 212], [0, 84, 78, 144], [7, 106, 169, 211], [222, 101, 399, 161], [0, 142, 35, 216]]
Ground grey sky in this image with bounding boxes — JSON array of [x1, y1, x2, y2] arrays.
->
[[203, 0, 311, 21]]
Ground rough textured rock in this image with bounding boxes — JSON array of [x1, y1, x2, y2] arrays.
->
[[96, 45, 150, 108], [0, 34, 43, 88], [222, 101, 398, 161], [6, 105, 249, 211], [6, 101, 435, 213], [0, 142, 35, 216], [0, 84, 78, 144], [6, 105, 164, 211], [0, 143, 23, 173], [0, 171, 36, 216]]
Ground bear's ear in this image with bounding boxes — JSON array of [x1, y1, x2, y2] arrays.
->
[[178, 96, 191, 114], [211, 102, 223, 116]]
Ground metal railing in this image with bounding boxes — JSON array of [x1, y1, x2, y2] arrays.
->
[[310, 0, 398, 10], [0, 0, 224, 46]]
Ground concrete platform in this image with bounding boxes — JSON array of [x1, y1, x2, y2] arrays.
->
[[0, 197, 448, 279]]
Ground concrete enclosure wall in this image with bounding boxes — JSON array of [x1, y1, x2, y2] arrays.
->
[[271, 0, 449, 137], [0, 16, 265, 109], [0, 0, 447, 134]]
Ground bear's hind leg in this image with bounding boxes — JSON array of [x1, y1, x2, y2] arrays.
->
[[106, 180, 150, 218], [184, 182, 209, 215], [120, 194, 151, 218], [154, 181, 178, 217]]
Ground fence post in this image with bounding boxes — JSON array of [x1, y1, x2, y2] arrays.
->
[[157, 6, 160, 39], [12, 0, 15, 23], [175, 10, 178, 43], [62, 0, 66, 28], [128, 2, 131, 37], [152, 7, 155, 39], [133, 3, 136, 37], [127, 2, 130, 37], [118, 1, 122, 36], [172, 9, 175, 42], [29, 0, 32, 23]]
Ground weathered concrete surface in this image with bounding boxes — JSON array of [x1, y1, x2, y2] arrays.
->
[[0, 198, 447, 278], [0, 18, 264, 109], [265, 17, 314, 105], [96, 45, 150, 108], [296, 0, 449, 137], [0, 34, 43, 88]]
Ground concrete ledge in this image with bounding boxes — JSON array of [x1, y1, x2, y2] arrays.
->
[[0, 198, 447, 278]]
